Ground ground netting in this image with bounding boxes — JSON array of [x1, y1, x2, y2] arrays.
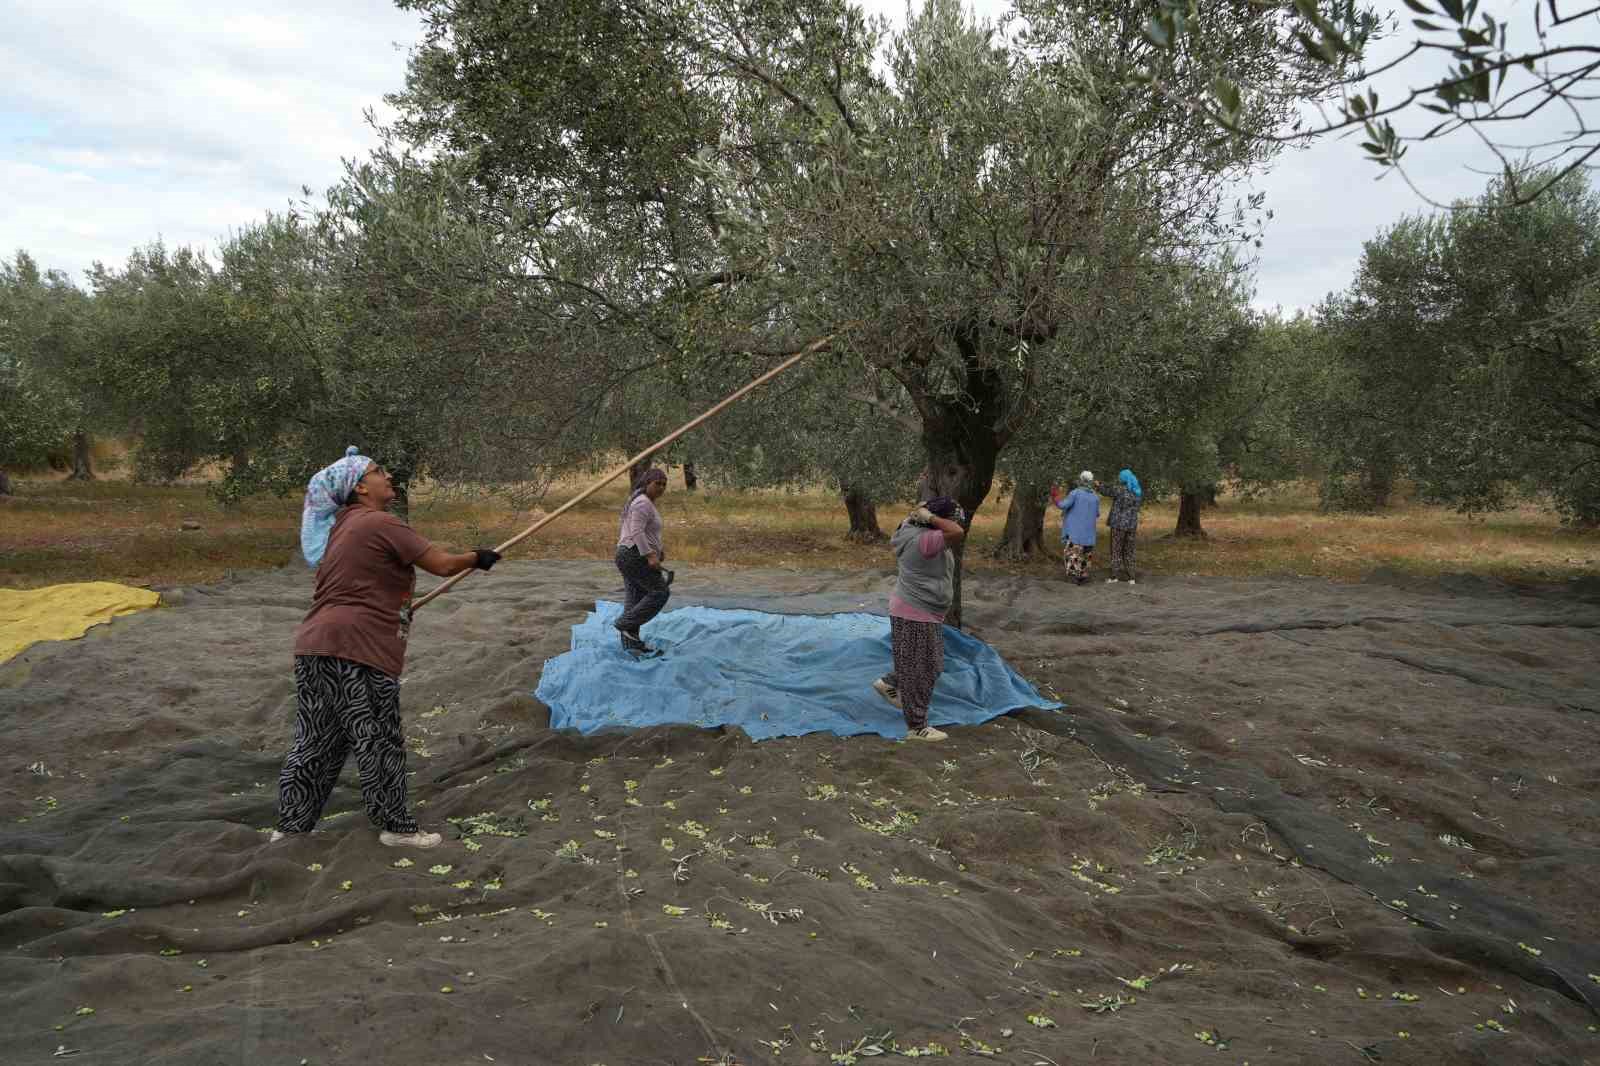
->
[[533, 600, 1062, 739], [2, 562, 1598, 1064]]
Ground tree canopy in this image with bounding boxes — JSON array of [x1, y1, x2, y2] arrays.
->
[[1317, 168, 1600, 520], [9, 0, 1592, 572], [383, 0, 1331, 618]]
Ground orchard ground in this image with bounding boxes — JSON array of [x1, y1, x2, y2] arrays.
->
[[2, 469, 1598, 1064], [1, 467, 1596, 590]]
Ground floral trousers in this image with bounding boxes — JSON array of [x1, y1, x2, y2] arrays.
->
[[1109, 528, 1137, 581], [1062, 543, 1093, 583]]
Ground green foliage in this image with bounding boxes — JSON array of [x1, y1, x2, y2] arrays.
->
[[1318, 169, 1600, 522], [0, 354, 69, 474], [79, 241, 279, 484], [381, 0, 1344, 614], [52, 153, 609, 508], [0, 252, 89, 472], [688, 353, 924, 503], [1222, 313, 1326, 493], [1139, 0, 1596, 204]]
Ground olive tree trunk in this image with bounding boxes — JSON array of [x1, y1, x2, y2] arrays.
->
[[841, 486, 885, 542], [68, 429, 95, 481], [1174, 490, 1206, 537], [992, 481, 1048, 560], [919, 412, 1003, 629]]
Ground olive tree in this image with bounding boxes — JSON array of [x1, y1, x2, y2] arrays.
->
[[1317, 169, 1600, 521], [386, 0, 1341, 620], [0, 252, 103, 483]]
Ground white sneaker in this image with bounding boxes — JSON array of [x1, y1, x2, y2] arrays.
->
[[379, 830, 443, 849], [1127, 580, 1137, 585], [269, 829, 287, 843], [1106, 578, 1120, 583], [907, 726, 948, 742], [872, 677, 902, 709]]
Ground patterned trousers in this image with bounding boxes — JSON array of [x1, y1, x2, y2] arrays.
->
[[1109, 528, 1137, 581], [889, 616, 945, 731], [1062, 543, 1093, 582], [277, 655, 418, 834]]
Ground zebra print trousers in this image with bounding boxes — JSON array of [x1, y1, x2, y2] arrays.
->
[[276, 655, 419, 834]]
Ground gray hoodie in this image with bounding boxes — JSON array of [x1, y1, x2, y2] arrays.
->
[[891, 522, 953, 617]]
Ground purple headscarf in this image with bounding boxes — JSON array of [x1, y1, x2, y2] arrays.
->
[[300, 445, 374, 567], [621, 467, 668, 516]]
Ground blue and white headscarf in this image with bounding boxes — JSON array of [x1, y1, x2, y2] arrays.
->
[[1118, 468, 1142, 499], [300, 445, 374, 567]]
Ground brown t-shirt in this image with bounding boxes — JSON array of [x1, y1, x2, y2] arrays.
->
[[293, 506, 432, 678]]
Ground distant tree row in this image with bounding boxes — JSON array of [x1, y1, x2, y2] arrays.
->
[[3, 2, 1595, 625]]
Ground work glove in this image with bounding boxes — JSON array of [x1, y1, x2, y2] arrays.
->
[[910, 506, 936, 526], [474, 548, 502, 571]]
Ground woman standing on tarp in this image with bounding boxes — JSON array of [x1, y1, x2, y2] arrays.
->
[[872, 496, 966, 742], [1105, 468, 1143, 584], [272, 447, 501, 850], [615, 467, 673, 656]]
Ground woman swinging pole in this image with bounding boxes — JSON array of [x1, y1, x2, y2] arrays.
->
[[272, 447, 501, 849]]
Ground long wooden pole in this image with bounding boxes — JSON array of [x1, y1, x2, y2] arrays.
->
[[408, 333, 836, 617]]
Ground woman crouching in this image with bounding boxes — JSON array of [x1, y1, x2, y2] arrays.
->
[[273, 447, 501, 849], [873, 496, 966, 742]]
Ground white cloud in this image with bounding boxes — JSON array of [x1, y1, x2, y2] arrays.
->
[[3, 0, 1591, 309], [866, 0, 1596, 313], [0, 0, 421, 280]]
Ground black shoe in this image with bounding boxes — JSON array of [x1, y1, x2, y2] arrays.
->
[[620, 631, 659, 657]]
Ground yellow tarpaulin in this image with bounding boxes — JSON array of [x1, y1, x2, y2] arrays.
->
[[0, 581, 162, 663]]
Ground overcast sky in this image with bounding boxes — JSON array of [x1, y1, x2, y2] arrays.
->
[[2, 0, 1589, 313]]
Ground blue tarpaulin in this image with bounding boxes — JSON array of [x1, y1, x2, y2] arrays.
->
[[534, 600, 1062, 740]]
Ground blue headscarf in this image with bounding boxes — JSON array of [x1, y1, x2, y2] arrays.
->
[[1118, 469, 1142, 499], [300, 445, 375, 567]]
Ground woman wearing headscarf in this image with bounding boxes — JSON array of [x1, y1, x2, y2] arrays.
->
[[615, 467, 672, 656], [1050, 471, 1100, 585], [1105, 468, 1143, 584], [273, 447, 501, 849], [871, 496, 966, 742]]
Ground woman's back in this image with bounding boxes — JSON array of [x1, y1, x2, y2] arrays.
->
[[1108, 485, 1141, 530], [1060, 487, 1099, 545], [892, 522, 953, 617]]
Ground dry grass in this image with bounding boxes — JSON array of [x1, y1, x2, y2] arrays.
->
[[1, 472, 1595, 590]]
